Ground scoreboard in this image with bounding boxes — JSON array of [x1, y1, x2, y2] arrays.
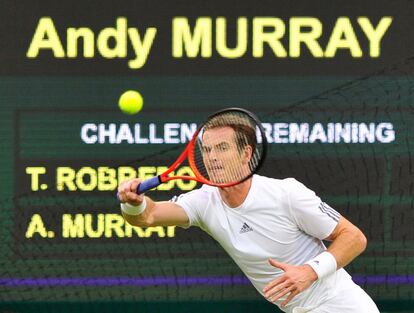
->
[[1, 0, 414, 312]]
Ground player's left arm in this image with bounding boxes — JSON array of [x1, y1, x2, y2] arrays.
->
[[264, 216, 367, 307], [324, 215, 367, 269]]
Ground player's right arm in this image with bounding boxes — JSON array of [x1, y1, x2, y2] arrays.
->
[[117, 178, 189, 228]]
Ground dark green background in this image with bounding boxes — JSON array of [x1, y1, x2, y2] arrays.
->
[[1, 0, 414, 311]]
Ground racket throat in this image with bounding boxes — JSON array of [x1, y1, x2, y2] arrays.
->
[[159, 175, 169, 183]]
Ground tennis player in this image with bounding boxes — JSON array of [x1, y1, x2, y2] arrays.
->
[[118, 122, 380, 313]]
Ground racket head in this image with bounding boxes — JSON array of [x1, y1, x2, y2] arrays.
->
[[188, 108, 267, 187]]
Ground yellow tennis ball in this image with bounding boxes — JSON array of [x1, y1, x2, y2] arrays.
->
[[118, 90, 144, 115]]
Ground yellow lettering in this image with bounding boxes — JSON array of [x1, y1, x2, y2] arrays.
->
[[167, 226, 176, 237], [172, 17, 212, 57], [98, 167, 118, 191], [144, 226, 165, 238], [176, 167, 197, 190], [67, 27, 94, 58], [76, 167, 97, 191], [290, 17, 323, 57], [325, 17, 362, 57], [25, 214, 48, 238], [118, 166, 137, 184], [85, 214, 105, 238], [56, 167, 77, 191], [97, 17, 127, 59], [26, 17, 65, 58], [124, 223, 146, 237], [60, 213, 174, 238], [358, 17, 392, 57], [216, 17, 248, 58], [55, 166, 197, 192], [252, 17, 287, 58], [25, 167, 46, 191], [105, 214, 125, 237], [138, 166, 157, 180], [128, 27, 157, 69], [62, 214, 85, 238]]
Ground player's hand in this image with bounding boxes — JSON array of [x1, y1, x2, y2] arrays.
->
[[263, 258, 318, 307], [117, 179, 145, 206]]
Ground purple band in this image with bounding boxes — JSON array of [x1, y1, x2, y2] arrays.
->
[[0, 275, 413, 287], [0, 276, 250, 287]]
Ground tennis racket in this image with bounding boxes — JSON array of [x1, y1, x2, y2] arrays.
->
[[135, 107, 267, 194]]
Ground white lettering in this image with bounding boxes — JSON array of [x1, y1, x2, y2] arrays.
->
[[98, 123, 116, 144], [80, 122, 395, 145], [274, 123, 289, 143], [309, 123, 327, 143], [164, 123, 180, 144], [116, 123, 134, 144], [376, 122, 395, 143], [334, 123, 351, 143], [81, 123, 98, 144], [289, 123, 309, 143]]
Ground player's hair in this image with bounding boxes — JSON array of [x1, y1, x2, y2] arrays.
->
[[204, 113, 257, 152]]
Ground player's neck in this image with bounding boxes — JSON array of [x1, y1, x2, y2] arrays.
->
[[219, 178, 252, 208]]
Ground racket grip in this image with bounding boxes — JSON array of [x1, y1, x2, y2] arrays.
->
[[136, 176, 162, 194]]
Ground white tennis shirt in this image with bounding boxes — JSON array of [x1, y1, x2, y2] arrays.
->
[[175, 174, 357, 312]]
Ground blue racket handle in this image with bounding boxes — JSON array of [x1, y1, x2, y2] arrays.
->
[[136, 176, 162, 194]]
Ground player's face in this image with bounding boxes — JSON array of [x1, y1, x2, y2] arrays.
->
[[201, 127, 252, 184]]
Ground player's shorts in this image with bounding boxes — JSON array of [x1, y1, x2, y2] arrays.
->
[[292, 283, 379, 313]]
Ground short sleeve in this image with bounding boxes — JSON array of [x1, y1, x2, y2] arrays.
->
[[286, 178, 340, 240], [171, 187, 209, 228]]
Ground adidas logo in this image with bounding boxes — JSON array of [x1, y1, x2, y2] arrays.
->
[[239, 222, 253, 234]]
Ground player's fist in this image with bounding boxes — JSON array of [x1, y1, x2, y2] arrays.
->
[[117, 179, 145, 206]]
